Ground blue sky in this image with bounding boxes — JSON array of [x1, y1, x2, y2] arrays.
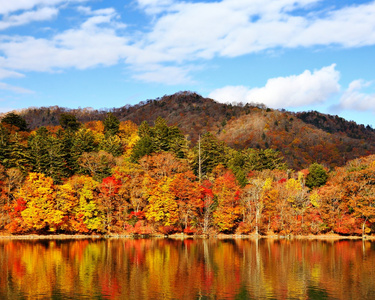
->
[[1, 0, 375, 127]]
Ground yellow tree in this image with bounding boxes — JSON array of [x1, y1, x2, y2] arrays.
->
[[145, 176, 179, 230], [67, 175, 104, 233], [118, 120, 139, 158], [18, 173, 62, 232]]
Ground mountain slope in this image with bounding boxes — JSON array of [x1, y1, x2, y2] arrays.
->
[[2, 91, 374, 170]]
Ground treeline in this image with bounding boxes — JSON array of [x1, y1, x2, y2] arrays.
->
[[0, 112, 374, 236], [3, 91, 375, 171]]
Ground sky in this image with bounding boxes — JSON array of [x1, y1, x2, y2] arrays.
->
[[0, 0, 375, 127]]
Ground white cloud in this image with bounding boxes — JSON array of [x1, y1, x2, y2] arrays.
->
[[0, 82, 34, 94], [209, 64, 340, 108], [136, 0, 176, 15], [289, 2, 375, 47], [0, 69, 25, 80], [0, 9, 131, 72], [132, 64, 194, 85], [337, 80, 375, 111], [1, 0, 375, 87], [0, 0, 61, 15], [0, 0, 88, 15], [137, 0, 375, 64], [0, 7, 58, 30]]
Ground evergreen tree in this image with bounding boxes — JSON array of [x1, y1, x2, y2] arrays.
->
[[70, 128, 98, 172], [103, 113, 120, 136], [59, 113, 80, 131], [7, 133, 30, 172], [306, 163, 328, 189], [28, 127, 68, 183], [99, 135, 123, 157], [192, 132, 227, 177], [130, 117, 187, 162], [1, 113, 28, 131], [0, 124, 10, 167], [244, 148, 286, 171], [131, 135, 155, 162]]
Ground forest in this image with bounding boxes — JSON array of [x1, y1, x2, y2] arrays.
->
[[1, 97, 375, 237]]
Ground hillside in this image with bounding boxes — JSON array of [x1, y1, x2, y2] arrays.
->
[[1, 91, 374, 170]]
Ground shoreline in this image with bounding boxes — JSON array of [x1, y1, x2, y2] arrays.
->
[[1, 233, 374, 240]]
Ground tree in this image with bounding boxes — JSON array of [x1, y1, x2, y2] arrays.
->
[[28, 127, 68, 182], [6, 132, 30, 171], [98, 175, 122, 233], [342, 163, 375, 236], [145, 177, 179, 228], [170, 171, 203, 231], [199, 179, 214, 235], [59, 113, 80, 131], [70, 128, 98, 172], [15, 173, 62, 233], [131, 135, 154, 162], [99, 135, 123, 157], [306, 163, 328, 189], [1, 113, 28, 131], [192, 132, 227, 178], [67, 175, 103, 233], [78, 150, 116, 182], [140, 152, 187, 180], [0, 124, 10, 166], [242, 176, 272, 235], [131, 117, 188, 162], [103, 113, 120, 136], [212, 167, 241, 233]]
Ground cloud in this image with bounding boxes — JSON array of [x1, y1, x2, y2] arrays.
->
[[0, 69, 25, 80], [336, 80, 375, 111], [209, 64, 340, 108], [136, 0, 176, 15], [1, 0, 375, 86], [137, 0, 375, 64], [132, 64, 194, 85], [0, 0, 88, 15], [0, 7, 58, 30], [0, 82, 34, 94], [0, 8, 131, 72]]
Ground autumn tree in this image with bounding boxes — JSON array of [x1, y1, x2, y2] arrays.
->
[[67, 175, 103, 233], [78, 150, 116, 182], [212, 167, 241, 233], [170, 171, 203, 232], [11, 173, 62, 233], [145, 176, 179, 229], [98, 175, 122, 233], [242, 175, 272, 235]]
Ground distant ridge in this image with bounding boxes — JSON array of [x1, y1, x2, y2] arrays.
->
[[2, 91, 374, 169]]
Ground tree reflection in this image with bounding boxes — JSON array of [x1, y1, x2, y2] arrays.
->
[[0, 238, 374, 299]]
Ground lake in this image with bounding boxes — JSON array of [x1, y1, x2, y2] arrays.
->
[[0, 238, 374, 299]]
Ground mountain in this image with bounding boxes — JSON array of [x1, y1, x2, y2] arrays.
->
[[2, 91, 374, 170]]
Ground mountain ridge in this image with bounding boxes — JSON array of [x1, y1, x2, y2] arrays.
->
[[1, 91, 374, 170]]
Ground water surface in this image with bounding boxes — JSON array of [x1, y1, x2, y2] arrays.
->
[[0, 238, 374, 299]]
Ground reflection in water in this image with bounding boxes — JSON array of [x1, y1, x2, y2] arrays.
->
[[0, 238, 374, 299]]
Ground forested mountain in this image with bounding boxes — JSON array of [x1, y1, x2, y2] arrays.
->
[[1, 97, 375, 237], [1, 91, 374, 170]]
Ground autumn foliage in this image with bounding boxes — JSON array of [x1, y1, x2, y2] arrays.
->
[[1, 110, 375, 237]]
